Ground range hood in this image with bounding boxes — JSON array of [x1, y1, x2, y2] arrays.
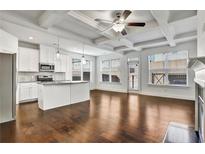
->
[[188, 57, 205, 72]]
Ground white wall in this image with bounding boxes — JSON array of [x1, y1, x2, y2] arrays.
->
[[197, 10, 205, 57], [96, 54, 128, 93], [96, 40, 197, 100]]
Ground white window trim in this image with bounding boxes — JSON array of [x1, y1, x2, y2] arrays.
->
[[148, 50, 189, 87], [72, 58, 92, 82], [82, 60, 92, 82], [100, 58, 121, 83]]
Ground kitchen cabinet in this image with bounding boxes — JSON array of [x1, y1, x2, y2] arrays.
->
[[19, 82, 38, 102], [0, 29, 18, 54], [40, 45, 56, 64], [55, 54, 67, 72], [65, 55, 71, 80], [18, 47, 39, 72]]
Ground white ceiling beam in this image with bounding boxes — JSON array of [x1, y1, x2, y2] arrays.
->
[[67, 10, 134, 48], [67, 11, 114, 38], [38, 11, 66, 29], [117, 31, 196, 53], [151, 10, 176, 47], [94, 36, 111, 45]]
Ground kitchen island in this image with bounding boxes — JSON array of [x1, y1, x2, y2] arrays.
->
[[38, 81, 90, 110]]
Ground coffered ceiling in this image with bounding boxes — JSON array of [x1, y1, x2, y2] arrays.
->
[[0, 10, 197, 56]]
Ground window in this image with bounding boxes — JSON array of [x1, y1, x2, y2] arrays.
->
[[72, 58, 81, 81], [83, 60, 91, 81], [148, 50, 188, 86], [101, 59, 120, 83], [101, 60, 111, 82], [111, 59, 120, 83]]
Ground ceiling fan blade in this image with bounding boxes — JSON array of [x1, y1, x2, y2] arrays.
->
[[94, 18, 113, 24], [121, 29, 127, 36], [120, 10, 132, 21], [127, 22, 146, 27]]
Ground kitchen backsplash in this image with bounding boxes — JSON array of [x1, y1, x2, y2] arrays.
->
[[18, 72, 66, 82]]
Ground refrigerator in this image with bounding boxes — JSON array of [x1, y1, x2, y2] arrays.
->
[[0, 52, 16, 124]]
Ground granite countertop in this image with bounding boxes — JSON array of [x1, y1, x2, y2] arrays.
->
[[38, 80, 88, 85]]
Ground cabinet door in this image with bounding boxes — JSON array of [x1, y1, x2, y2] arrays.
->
[[55, 57, 61, 72], [19, 83, 38, 101], [29, 48, 39, 72], [19, 84, 30, 101], [31, 83, 38, 99], [61, 55, 67, 72], [40, 45, 48, 63], [40, 45, 56, 64], [18, 47, 39, 72], [48, 47, 55, 64], [18, 47, 30, 72], [65, 55, 71, 80]]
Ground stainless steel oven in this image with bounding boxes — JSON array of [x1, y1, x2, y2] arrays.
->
[[39, 63, 55, 72]]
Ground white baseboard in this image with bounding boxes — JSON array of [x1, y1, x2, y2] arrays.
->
[[136, 91, 195, 101], [94, 89, 194, 101], [95, 88, 127, 93], [18, 98, 38, 104]]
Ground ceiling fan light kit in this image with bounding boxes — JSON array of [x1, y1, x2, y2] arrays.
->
[[95, 10, 146, 36], [112, 23, 125, 32]]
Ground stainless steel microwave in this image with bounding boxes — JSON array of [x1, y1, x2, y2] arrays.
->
[[39, 63, 55, 72]]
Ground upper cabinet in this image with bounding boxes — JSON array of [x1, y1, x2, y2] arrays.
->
[[40, 45, 67, 72], [0, 29, 18, 54], [55, 54, 67, 72], [18, 47, 39, 72], [40, 45, 56, 64], [197, 11, 205, 57]]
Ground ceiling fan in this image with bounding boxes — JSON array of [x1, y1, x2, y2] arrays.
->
[[94, 10, 146, 36]]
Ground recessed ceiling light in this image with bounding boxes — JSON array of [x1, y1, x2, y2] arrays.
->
[[28, 36, 33, 40]]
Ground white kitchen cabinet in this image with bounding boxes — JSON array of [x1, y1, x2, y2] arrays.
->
[[55, 54, 67, 72], [19, 82, 38, 102], [65, 55, 71, 80], [61, 54, 67, 72], [0, 29, 18, 54], [40, 45, 56, 64], [18, 47, 39, 72]]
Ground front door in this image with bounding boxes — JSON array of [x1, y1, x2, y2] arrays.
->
[[128, 58, 139, 91]]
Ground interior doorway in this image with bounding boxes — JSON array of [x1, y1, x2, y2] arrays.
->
[[128, 57, 140, 91]]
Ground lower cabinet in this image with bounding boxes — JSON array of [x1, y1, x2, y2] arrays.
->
[[19, 82, 38, 103]]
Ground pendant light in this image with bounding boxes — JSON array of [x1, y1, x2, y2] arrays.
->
[[56, 38, 60, 59], [82, 44, 86, 65]]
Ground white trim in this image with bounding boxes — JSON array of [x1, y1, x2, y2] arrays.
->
[[18, 98, 38, 104], [148, 83, 190, 88], [137, 91, 194, 100], [95, 88, 127, 93]]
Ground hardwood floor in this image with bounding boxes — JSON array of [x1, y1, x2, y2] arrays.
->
[[0, 90, 195, 143]]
